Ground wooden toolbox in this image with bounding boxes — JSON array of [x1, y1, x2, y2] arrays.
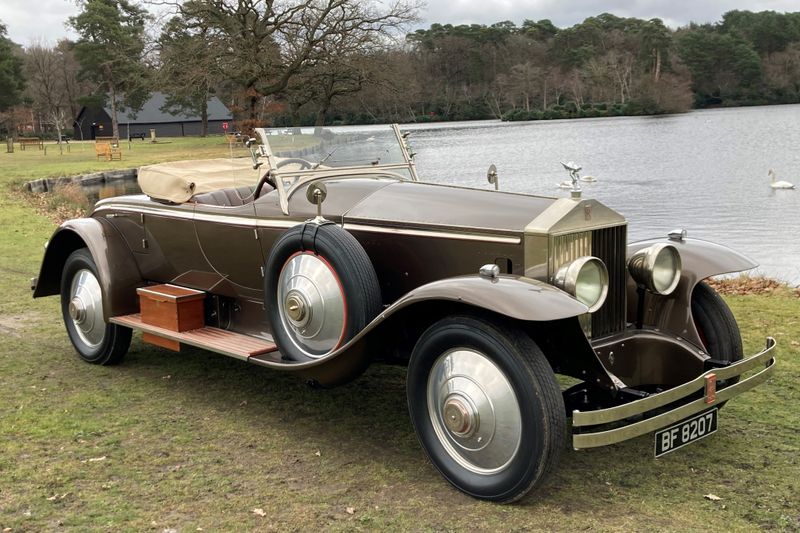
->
[[137, 284, 205, 350]]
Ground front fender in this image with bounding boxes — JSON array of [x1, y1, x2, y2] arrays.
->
[[628, 237, 757, 284], [250, 274, 594, 387], [33, 218, 142, 319], [387, 274, 590, 321], [626, 237, 757, 344]]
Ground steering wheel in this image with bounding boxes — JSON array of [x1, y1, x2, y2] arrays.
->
[[254, 171, 276, 199], [276, 158, 314, 170]]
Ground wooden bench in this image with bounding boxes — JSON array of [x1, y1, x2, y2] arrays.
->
[[95, 137, 122, 161], [19, 137, 43, 151]]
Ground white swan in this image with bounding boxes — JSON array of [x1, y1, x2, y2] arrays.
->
[[581, 175, 597, 182], [769, 169, 795, 189], [557, 181, 573, 189]]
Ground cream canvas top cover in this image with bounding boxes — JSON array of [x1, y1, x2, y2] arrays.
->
[[138, 158, 262, 203]]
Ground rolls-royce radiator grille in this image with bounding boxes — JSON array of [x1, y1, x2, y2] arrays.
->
[[549, 225, 627, 338]]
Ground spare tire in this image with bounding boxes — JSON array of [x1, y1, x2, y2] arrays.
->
[[264, 223, 382, 361]]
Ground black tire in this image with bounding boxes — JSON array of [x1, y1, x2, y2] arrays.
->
[[60, 248, 131, 365], [407, 315, 565, 503], [692, 281, 743, 389], [264, 223, 382, 361]]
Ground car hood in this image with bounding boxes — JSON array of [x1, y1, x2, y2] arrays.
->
[[343, 180, 557, 236]]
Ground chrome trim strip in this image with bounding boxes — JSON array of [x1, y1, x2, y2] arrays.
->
[[96, 203, 520, 242], [572, 337, 776, 448], [94, 204, 300, 229], [95, 203, 194, 220], [343, 223, 521, 244]]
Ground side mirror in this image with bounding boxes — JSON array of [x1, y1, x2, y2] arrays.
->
[[487, 164, 499, 190], [306, 182, 327, 221]]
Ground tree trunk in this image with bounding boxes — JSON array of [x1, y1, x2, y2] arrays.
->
[[103, 62, 120, 140], [53, 110, 63, 155], [543, 78, 548, 109], [108, 79, 120, 141], [315, 107, 327, 127], [654, 49, 662, 82], [201, 100, 208, 137]]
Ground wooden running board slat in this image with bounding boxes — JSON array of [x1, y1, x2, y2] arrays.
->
[[111, 313, 278, 360]]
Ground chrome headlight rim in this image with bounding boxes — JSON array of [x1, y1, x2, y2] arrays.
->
[[554, 256, 609, 313], [627, 243, 682, 296]]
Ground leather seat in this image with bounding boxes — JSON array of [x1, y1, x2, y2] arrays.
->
[[192, 185, 256, 207]]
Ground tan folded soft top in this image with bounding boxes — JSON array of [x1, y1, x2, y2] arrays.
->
[[138, 158, 262, 203]]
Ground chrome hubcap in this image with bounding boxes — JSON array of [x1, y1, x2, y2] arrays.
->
[[69, 269, 105, 348], [427, 349, 522, 474], [277, 253, 345, 358], [443, 395, 477, 436]]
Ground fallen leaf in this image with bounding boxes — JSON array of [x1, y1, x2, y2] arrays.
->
[[239, 400, 248, 406], [704, 493, 722, 501], [162, 375, 171, 380], [314, 450, 321, 457], [346, 507, 355, 515], [252, 508, 267, 517], [791, 340, 799, 347], [84, 456, 107, 463], [3, 528, 12, 532]]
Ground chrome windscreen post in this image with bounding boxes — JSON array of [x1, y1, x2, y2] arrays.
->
[[246, 137, 263, 170]]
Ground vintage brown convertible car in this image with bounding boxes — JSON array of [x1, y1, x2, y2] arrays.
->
[[32, 125, 776, 502]]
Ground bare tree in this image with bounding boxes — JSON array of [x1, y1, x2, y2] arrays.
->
[[152, 0, 418, 125], [24, 43, 71, 152]]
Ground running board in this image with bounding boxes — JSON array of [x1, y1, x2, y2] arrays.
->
[[111, 313, 279, 362]]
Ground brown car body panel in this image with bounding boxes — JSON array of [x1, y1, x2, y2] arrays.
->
[[35, 173, 761, 389]]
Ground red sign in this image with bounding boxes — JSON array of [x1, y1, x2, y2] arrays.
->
[[222, 122, 229, 130]]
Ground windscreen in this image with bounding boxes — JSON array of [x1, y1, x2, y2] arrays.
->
[[262, 126, 409, 169]]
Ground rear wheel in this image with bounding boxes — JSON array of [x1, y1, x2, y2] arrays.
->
[[692, 281, 743, 390], [407, 315, 565, 503], [60, 248, 131, 364]]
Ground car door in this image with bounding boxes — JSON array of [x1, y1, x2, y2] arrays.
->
[[192, 194, 266, 301]]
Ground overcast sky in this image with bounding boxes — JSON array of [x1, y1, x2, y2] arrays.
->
[[3, 0, 800, 46]]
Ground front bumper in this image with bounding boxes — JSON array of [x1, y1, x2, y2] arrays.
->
[[572, 337, 776, 449]]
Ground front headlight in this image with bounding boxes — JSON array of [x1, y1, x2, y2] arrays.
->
[[554, 256, 609, 312], [627, 243, 682, 295]]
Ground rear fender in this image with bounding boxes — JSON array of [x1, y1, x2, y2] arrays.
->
[[626, 237, 757, 346], [33, 218, 142, 319]]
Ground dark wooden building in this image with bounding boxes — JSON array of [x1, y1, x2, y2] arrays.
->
[[73, 92, 233, 140]]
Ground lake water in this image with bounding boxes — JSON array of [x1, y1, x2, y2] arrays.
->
[[400, 106, 800, 285], [86, 105, 800, 284]]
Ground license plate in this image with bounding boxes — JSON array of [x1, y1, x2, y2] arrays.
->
[[655, 409, 718, 457]]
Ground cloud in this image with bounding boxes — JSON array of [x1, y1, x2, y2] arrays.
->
[[2, 0, 78, 45], [420, 0, 800, 29]]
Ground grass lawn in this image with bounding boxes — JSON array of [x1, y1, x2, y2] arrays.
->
[[0, 137, 798, 531]]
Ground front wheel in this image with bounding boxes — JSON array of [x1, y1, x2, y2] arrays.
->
[[407, 315, 565, 503], [60, 248, 131, 365], [692, 281, 743, 391]]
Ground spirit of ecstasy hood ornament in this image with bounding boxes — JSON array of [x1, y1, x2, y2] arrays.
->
[[560, 161, 583, 199]]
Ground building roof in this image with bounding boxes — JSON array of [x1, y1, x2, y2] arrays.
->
[[107, 92, 232, 124]]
